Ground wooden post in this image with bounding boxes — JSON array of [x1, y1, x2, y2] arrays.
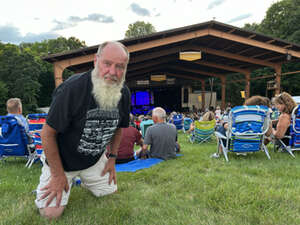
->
[[53, 62, 65, 87], [274, 65, 282, 95], [244, 72, 251, 99], [201, 80, 205, 111], [221, 76, 226, 110]]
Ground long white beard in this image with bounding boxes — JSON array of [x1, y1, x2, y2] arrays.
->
[[91, 68, 124, 110]]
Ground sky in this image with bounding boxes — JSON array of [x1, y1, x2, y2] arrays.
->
[[0, 0, 277, 47]]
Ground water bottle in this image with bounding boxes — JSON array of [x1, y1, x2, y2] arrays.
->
[[72, 177, 81, 186]]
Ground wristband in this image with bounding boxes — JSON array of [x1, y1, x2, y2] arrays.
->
[[108, 153, 117, 158]]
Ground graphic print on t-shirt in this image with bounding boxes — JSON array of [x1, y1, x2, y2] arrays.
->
[[77, 108, 119, 156]]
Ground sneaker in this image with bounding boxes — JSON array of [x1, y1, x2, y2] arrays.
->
[[210, 153, 220, 158], [236, 153, 247, 156]]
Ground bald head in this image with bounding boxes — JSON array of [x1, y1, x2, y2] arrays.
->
[[152, 107, 166, 123], [96, 41, 129, 64]]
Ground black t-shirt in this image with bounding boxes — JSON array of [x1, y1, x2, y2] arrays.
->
[[46, 70, 130, 171]]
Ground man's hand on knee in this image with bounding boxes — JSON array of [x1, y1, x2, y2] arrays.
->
[[40, 174, 69, 207], [101, 158, 117, 185]]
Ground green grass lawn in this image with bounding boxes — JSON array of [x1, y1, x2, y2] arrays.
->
[[1, 132, 300, 225]]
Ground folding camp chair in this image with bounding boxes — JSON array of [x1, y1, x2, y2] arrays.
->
[[141, 123, 153, 138], [215, 105, 271, 162], [0, 115, 35, 167], [25, 113, 47, 167], [190, 120, 216, 144], [183, 117, 193, 133], [171, 114, 183, 130], [27, 113, 47, 132], [273, 105, 300, 158]]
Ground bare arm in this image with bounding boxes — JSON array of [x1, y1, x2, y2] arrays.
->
[[273, 113, 291, 139], [265, 121, 273, 137], [136, 138, 144, 148], [101, 128, 123, 185], [40, 123, 69, 207], [139, 144, 148, 159]]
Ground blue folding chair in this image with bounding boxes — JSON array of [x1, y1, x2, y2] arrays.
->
[[0, 115, 35, 167], [25, 113, 47, 167], [215, 105, 271, 162], [183, 117, 193, 133], [27, 113, 47, 132], [273, 105, 300, 158], [171, 114, 183, 130]]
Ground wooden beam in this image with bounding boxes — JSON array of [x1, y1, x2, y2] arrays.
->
[[228, 70, 300, 83], [57, 54, 94, 69], [236, 47, 255, 55], [266, 55, 285, 61], [129, 45, 190, 64], [248, 34, 256, 39], [222, 43, 237, 51], [165, 72, 204, 82], [128, 56, 175, 72], [283, 44, 293, 49], [208, 29, 300, 58], [189, 44, 277, 68], [127, 70, 206, 82], [266, 39, 275, 44], [192, 60, 249, 74], [127, 65, 164, 78], [168, 65, 223, 78], [227, 28, 236, 34], [251, 51, 270, 58], [127, 29, 209, 53]]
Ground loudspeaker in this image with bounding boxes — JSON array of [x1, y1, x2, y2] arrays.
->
[[183, 88, 188, 103]]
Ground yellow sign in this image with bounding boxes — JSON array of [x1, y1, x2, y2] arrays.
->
[[151, 75, 166, 82], [179, 51, 202, 61], [198, 95, 202, 102], [240, 91, 245, 98]]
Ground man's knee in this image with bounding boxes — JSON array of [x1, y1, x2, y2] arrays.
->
[[39, 206, 65, 220]]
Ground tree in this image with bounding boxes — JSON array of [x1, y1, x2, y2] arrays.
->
[[125, 21, 156, 38], [0, 36, 87, 113], [243, 22, 260, 32], [0, 81, 8, 115], [0, 45, 41, 114], [21, 37, 87, 107], [260, 0, 300, 43]]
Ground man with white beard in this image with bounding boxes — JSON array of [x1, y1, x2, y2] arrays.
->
[[35, 41, 130, 219]]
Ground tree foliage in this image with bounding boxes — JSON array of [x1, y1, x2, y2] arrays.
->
[[223, 0, 300, 105], [260, 0, 300, 43], [125, 21, 156, 38], [0, 37, 86, 114]]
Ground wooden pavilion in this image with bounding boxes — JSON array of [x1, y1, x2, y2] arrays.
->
[[43, 20, 300, 110]]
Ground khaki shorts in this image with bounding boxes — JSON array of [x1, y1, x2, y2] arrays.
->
[[35, 153, 117, 208]]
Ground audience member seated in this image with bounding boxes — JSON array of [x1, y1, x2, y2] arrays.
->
[[215, 105, 222, 124], [137, 107, 178, 160], [188, 111, 215, 133], [272, 92, 297, 146], [134, 115, 142, 131], [115, 115, 143, 164], [6, 98, 29, 133], [213, 95, 272, 158], [140, 111, 154, 137], [6, 97, 34, 147]]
